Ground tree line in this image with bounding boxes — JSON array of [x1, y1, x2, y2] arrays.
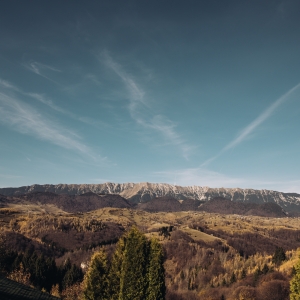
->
[[82, 226, 165, 300], [1, 227, 165, 299], [0, 243, 83, 293]]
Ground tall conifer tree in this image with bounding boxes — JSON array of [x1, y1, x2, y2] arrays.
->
[[82, 249, 109, 300], [290, 258, 300, 300], [107, 236, 125, 300], [119, 227, 148, 300], [146, 238, 165, 300]]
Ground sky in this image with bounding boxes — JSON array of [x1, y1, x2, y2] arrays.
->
[[0, 0, 300, 192]]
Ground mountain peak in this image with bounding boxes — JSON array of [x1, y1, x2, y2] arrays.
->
[[0, 182, 300, 213]]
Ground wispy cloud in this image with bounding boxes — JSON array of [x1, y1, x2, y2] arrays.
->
[[23, 61, 62, 84], [0, 78, 109, 130], [28, 93, 72, 115], [100, 52, 194, 159], [201, 82, 300, 166], [28, 93, 110, 129], [0, 78, 72, 115], [0, 91, 101, 160], [0, 79, 19, 90], [25, 61, 61, 74]]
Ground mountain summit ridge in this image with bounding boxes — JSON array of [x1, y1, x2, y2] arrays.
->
[[1, 182, 300, 212]]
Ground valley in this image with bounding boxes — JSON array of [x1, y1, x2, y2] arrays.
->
[[1, 188, 300, 299]]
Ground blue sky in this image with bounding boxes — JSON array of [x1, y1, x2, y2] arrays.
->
[[1, 0, 300, 192]]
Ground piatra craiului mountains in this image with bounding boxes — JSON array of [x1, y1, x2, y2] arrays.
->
[[1, 182, 300, 213]]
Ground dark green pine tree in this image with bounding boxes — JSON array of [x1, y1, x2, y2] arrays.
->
[[253, 267, 262, 283], [107, 236, 125, 300], [272, 247, 286, 267], [0, 234, 6, 273], [62, 263, 83, 290], [21, 250, 33, 272], [290, 257, 300, 300], [146, 238, 165, 300], [82, 249, 109, 300], [42, 257, 58, 292], [229, 272, 236, 284], [119, 226, 148, 300], [28, 252, 38, 281], [261, 263, 269, 275], [34, 255, 48, 289], [0, 235, 17, 274]]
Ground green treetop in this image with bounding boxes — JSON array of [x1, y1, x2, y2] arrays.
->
[[107, 236, 125, 300], [146, 238, 165, 300], [119, 226, 148, 300], [83, 249, 109, 300], [290, 256, 300, 300]]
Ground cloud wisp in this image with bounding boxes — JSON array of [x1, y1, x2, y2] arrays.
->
[[0, 78, 109, 130], [0, 91, 100, 161], [24, 61, 62, 74], [23, 61, 62, 85], [201, 82, 300, 166], [101, 52, 194, 159]]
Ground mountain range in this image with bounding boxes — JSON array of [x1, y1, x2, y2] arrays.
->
[[1, 182, 300, 213]]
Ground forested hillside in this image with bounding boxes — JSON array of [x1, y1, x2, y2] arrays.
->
[[1, 203, 300, 299]]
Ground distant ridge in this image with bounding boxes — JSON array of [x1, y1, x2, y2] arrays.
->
[[137, 196, 286, 217], [1, 182, 300, 212], [198, 197, 287, 217], [15, 191, 131, 213]]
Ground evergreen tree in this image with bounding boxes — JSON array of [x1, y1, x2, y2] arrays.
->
[[107, 236, 125, 300], [63, 258, 72, 272], [39, 257, 58, 292], [272, 247, 286, 266], [0, 235, 17, 273], [290, 258, 300, 300], [22, 250, 33, 272], [12, 253, 24, 271], [253, 267, 262, 283], [119, 226, 148, 300], [28, 252, 38, 281], [146, 238, 165, 300], [82, 249, 109, 300], [261, 263, 269, 275], [83, 227, 166, 300], [34, 255, 48, 289], [230, 272, 236, 284], [292, 266, 297, 276], [0, 234, 6, 273], [63, 263, 83, 290]]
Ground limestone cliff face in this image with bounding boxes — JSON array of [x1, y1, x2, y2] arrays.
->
[[1, 182, 300, 212]]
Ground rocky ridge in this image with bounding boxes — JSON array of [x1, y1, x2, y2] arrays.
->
[[1, 182, 300, 212]]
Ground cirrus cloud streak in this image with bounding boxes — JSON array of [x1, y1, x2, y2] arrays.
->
[[0, 91, 101, 161], [201, 82, 300, 166], [100, 52, 194, 159]]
